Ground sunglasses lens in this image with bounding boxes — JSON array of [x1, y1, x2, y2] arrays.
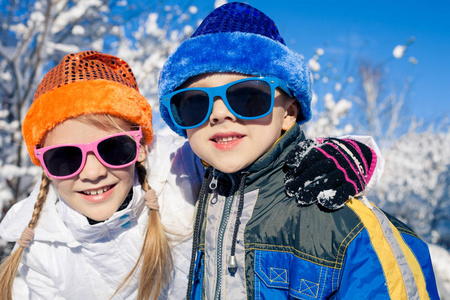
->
[[226, 80, 272, 118], [98, 135, 137, 166], [43, 146, 83, 177], [170, 90, 210, 128]]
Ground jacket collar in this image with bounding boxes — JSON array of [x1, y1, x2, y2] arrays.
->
[[246, 124, 304, 175], [0, 176, 146, 247], [56, 176, 146, 245], [209, 124, 305, 194]]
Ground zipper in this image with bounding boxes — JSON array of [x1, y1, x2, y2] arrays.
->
[[209, 169, 218, 190], [213, 173, 236, 300]]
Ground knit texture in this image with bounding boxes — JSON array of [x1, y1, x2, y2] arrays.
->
[[23, 51, 153, 166], [285, 138, 378, 210], [158, 2, 312, 137]]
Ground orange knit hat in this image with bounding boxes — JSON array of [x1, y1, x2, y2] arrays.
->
[[23, 50, 153, 166]]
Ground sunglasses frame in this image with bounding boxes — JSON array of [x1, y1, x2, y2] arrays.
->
[[35, 128, 143, 179], [161, 76, 293, 130]]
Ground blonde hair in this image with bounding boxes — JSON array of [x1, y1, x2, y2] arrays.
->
[[114, 161, 172, 300], [0, 115, 172, 300], [0, 173, 50, 299]]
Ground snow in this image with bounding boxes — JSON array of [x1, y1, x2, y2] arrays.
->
[[409, 56, 419, 65], [393, 45, 406, 58], [188, 6, 198, 14], [0, 0, 448, 297], [334, 82, 342, 92], [317, 189, 337, 201], [52, 1, 105, 34], [333, 99, 352, 118], [430, 244, 450, 299], [214, 0, 229, 9], [71, 25, 85, 35], [183, 25, 194, 36], [308, 58, 321, 72], [47, 41, 80, 54]]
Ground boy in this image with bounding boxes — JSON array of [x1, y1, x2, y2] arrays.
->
[[158, 2, 439, 299]]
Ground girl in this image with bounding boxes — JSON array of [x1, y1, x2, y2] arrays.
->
[[0, 51, 200, 299]]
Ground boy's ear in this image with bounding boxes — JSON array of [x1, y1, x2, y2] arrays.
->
[[137, 145, 147, 162], [282, 98, 300, 130]]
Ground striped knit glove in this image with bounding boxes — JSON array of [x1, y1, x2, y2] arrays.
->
[[285, 138, 377, 210]]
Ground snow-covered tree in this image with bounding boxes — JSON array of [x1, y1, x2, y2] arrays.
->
[[1, 3, 449, 294], [305, 43, 450, 250], [0, 0, 130, 210], [0, 0, 200, 211], [373, 122, 450, 248], [305, 48, 356, 138], [114, 4, 199, 132], [0, 0, 203, 258]]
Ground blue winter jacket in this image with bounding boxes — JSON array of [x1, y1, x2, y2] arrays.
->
[[189, 124, 439, 299]]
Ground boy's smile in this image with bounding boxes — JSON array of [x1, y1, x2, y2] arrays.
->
[[210, 131, 245, 150], [185, 73, 299, 173]]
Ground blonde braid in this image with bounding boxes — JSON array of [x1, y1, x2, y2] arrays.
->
[[29, 175, 51, 230], [0, 174, 50, 300], [114, 161, 172, 300]]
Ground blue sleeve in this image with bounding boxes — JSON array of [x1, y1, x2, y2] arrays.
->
[[401, 233, 440, 299], [333, 228, 391, 299], [334, 228, 440, 300]]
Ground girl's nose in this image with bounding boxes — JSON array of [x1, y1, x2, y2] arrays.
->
[[78, 152, 108, 181], [209, 97, 236, 124]]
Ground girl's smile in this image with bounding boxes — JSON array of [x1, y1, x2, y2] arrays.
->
[[81, 185, 113, 196], [43, 117, 146, 221], [79, 184, 115, 202]]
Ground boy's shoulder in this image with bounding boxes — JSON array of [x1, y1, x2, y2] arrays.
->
[[382, 209, 420, 238], [294, 201, 365, 242], [249, 198, 425, 268], [246, 199, 364, 268], [257, 195, 422, 247], [290, 199, 420, 242]]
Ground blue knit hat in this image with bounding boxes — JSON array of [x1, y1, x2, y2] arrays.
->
[[158, 2, 312, 137]]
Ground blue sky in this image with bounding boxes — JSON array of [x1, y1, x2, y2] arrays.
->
[[194, 0, 450, 122]]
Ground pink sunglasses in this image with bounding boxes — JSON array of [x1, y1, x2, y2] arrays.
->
[[35, 128, 143, 179]]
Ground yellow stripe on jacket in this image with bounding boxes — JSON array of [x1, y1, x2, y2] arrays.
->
[[346, 198, 430, 300]]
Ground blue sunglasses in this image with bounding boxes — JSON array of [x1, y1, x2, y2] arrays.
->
[[161, 76, 293, 129]]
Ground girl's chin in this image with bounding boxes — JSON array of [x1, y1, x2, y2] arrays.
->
[[84, 211, 115, 222]]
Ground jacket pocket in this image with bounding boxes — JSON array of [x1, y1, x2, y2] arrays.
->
[[254, 250, 334, 299]]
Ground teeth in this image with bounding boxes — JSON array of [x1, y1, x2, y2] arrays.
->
[[215, 136, 240, 143], [84, 186, 110, 195]]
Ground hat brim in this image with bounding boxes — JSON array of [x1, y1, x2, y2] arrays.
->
[[158, 32, 312, 137], [23, 79, 153, 166]]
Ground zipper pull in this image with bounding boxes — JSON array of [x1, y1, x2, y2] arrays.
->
[[228, 255, 237, 274], [209, 169, 218, 190]]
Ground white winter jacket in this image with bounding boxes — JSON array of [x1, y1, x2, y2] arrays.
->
[[0, 134, 203, 299]]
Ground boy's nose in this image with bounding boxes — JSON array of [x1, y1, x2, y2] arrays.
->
[[79, 152, 108, 181], [209, 97, 236, 124]]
